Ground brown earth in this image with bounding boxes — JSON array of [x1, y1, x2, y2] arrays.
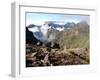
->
[[26, 44, 89, 67]]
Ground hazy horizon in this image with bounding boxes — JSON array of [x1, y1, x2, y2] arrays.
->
[[26, 12, 90, 26]]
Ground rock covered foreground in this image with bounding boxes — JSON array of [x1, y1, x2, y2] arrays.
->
[[26, 44, 89, 67]]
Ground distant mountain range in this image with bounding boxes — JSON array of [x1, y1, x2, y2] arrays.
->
[[27, 21, 76, 31], [26, 21, 89, 48]]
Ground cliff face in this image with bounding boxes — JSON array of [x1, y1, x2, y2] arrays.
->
[[26, 27, 42, 45]]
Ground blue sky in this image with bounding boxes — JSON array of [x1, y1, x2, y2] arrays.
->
[[26, 12, 90, 26]]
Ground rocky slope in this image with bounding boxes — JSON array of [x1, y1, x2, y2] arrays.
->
[[26, 44, 89, 67], [26, 21, 90, 67]]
